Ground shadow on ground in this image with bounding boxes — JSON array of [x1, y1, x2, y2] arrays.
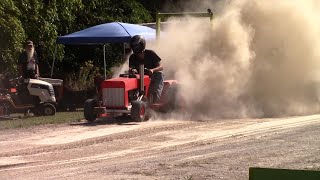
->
[[69, 115, 141, 126]]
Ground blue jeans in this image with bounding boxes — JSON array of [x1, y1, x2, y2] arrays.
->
[[149, 71, 164, 102]]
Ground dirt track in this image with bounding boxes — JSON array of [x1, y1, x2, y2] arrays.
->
[[0, 114, 320, 180]]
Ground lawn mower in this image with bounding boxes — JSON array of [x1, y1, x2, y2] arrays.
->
[[0, 77, 57, 117], [84, 64, 183, 122]]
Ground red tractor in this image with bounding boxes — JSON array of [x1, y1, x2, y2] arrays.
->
[[84, 64, 183, 122]]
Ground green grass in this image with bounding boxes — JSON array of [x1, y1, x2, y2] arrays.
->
[[0, 111, 84, 130], [184, 175, 194, 180]]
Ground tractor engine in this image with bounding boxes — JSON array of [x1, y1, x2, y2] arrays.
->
[[100, 75, 150, 110]]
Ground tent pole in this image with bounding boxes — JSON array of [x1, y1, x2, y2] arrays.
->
[[103, 44, 106, 80], [50, 44, 57, 78], [123, 43, 125, 57]]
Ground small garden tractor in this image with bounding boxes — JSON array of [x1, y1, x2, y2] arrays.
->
[[84, 64, 183, 122], [0, 77, 58, 117]]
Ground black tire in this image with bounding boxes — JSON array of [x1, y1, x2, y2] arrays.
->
[[84, 99, 97, 122], [162, 85, 179, 112], [131, 100, 147, 122], [0, 102, 11, 116], [41, 103, 56, 116], [32, 108, 42, 116], [68, 104, 77, 112]]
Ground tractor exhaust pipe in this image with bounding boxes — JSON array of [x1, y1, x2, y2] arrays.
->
[[139, 63, 145, 96]]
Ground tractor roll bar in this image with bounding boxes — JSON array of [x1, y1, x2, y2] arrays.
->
[[156, 9, 214, 38], [139, 64, 145, 96]]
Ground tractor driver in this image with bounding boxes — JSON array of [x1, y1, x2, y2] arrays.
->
[[129, 35, 164, 103]]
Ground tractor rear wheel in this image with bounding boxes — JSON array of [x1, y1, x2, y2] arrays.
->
[[162, 85, 179, 112], [84, 99, 97, 122], [131, 100, 147, 122]]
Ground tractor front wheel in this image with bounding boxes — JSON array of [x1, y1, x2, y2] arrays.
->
[[41, 103, 56, 116], [84, 99, 97, 122], [131, 100, 147, 122]]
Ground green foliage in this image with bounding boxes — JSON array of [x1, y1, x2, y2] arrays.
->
[[139, 0, 188, 19], [183, 175, 194, 180], [14, 0, 84, 76], [0, 111, 83, 130], [55, 0, 153, 78], [54, 0, 84, 64], [64, 60, 102, 91], [0, 0, 26, 73], [0, 0, 155, 87], [76, 0, 151, 26], [55, 0, 83, 34]]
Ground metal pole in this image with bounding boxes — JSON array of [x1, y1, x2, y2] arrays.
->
[[103, 44, 106, 80], [139, 64, 145, 95], [207, 9, 214, 21], [156, 11, 213, 18], [50, 44, 57, 78], [156, 11, 161, 39], [123, 43, 125, 57], [156, 9, 214, 38]]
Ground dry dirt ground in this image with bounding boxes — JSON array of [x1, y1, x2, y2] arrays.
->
[[0, 114, 320, 180]]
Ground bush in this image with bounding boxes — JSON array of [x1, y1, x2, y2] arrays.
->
[[64, 60, 103, 91]]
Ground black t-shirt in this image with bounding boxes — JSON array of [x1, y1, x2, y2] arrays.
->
[[129, 49, 161, 71], [18, 51, 39, 78]]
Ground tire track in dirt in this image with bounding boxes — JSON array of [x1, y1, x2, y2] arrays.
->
[[0, 120, 200, 157], [0, 115, 320, 172]]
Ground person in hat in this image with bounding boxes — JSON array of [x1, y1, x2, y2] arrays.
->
[[18, 40, 40, 79], [129, 35, 164, 103]]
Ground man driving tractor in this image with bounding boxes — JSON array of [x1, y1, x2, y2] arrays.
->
[[83, 35, 181, 122], [129, 35, 164, 103]]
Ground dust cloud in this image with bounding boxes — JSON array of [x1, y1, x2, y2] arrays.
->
[[150, 0, 320, 119]]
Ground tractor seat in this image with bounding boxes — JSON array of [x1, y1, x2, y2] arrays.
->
[[119, 74, 137, 78]]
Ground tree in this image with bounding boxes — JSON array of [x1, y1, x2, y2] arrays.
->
[[13, 0, 84, 77], [0, 0, 26, 74], [0, 0, 154, 80], [55, 0, 153, 78]]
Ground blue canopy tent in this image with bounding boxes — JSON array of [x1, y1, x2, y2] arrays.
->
[[51, 22, 157, 79]]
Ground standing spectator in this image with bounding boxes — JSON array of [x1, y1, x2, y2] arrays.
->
[[18, 40, 40, 79]]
